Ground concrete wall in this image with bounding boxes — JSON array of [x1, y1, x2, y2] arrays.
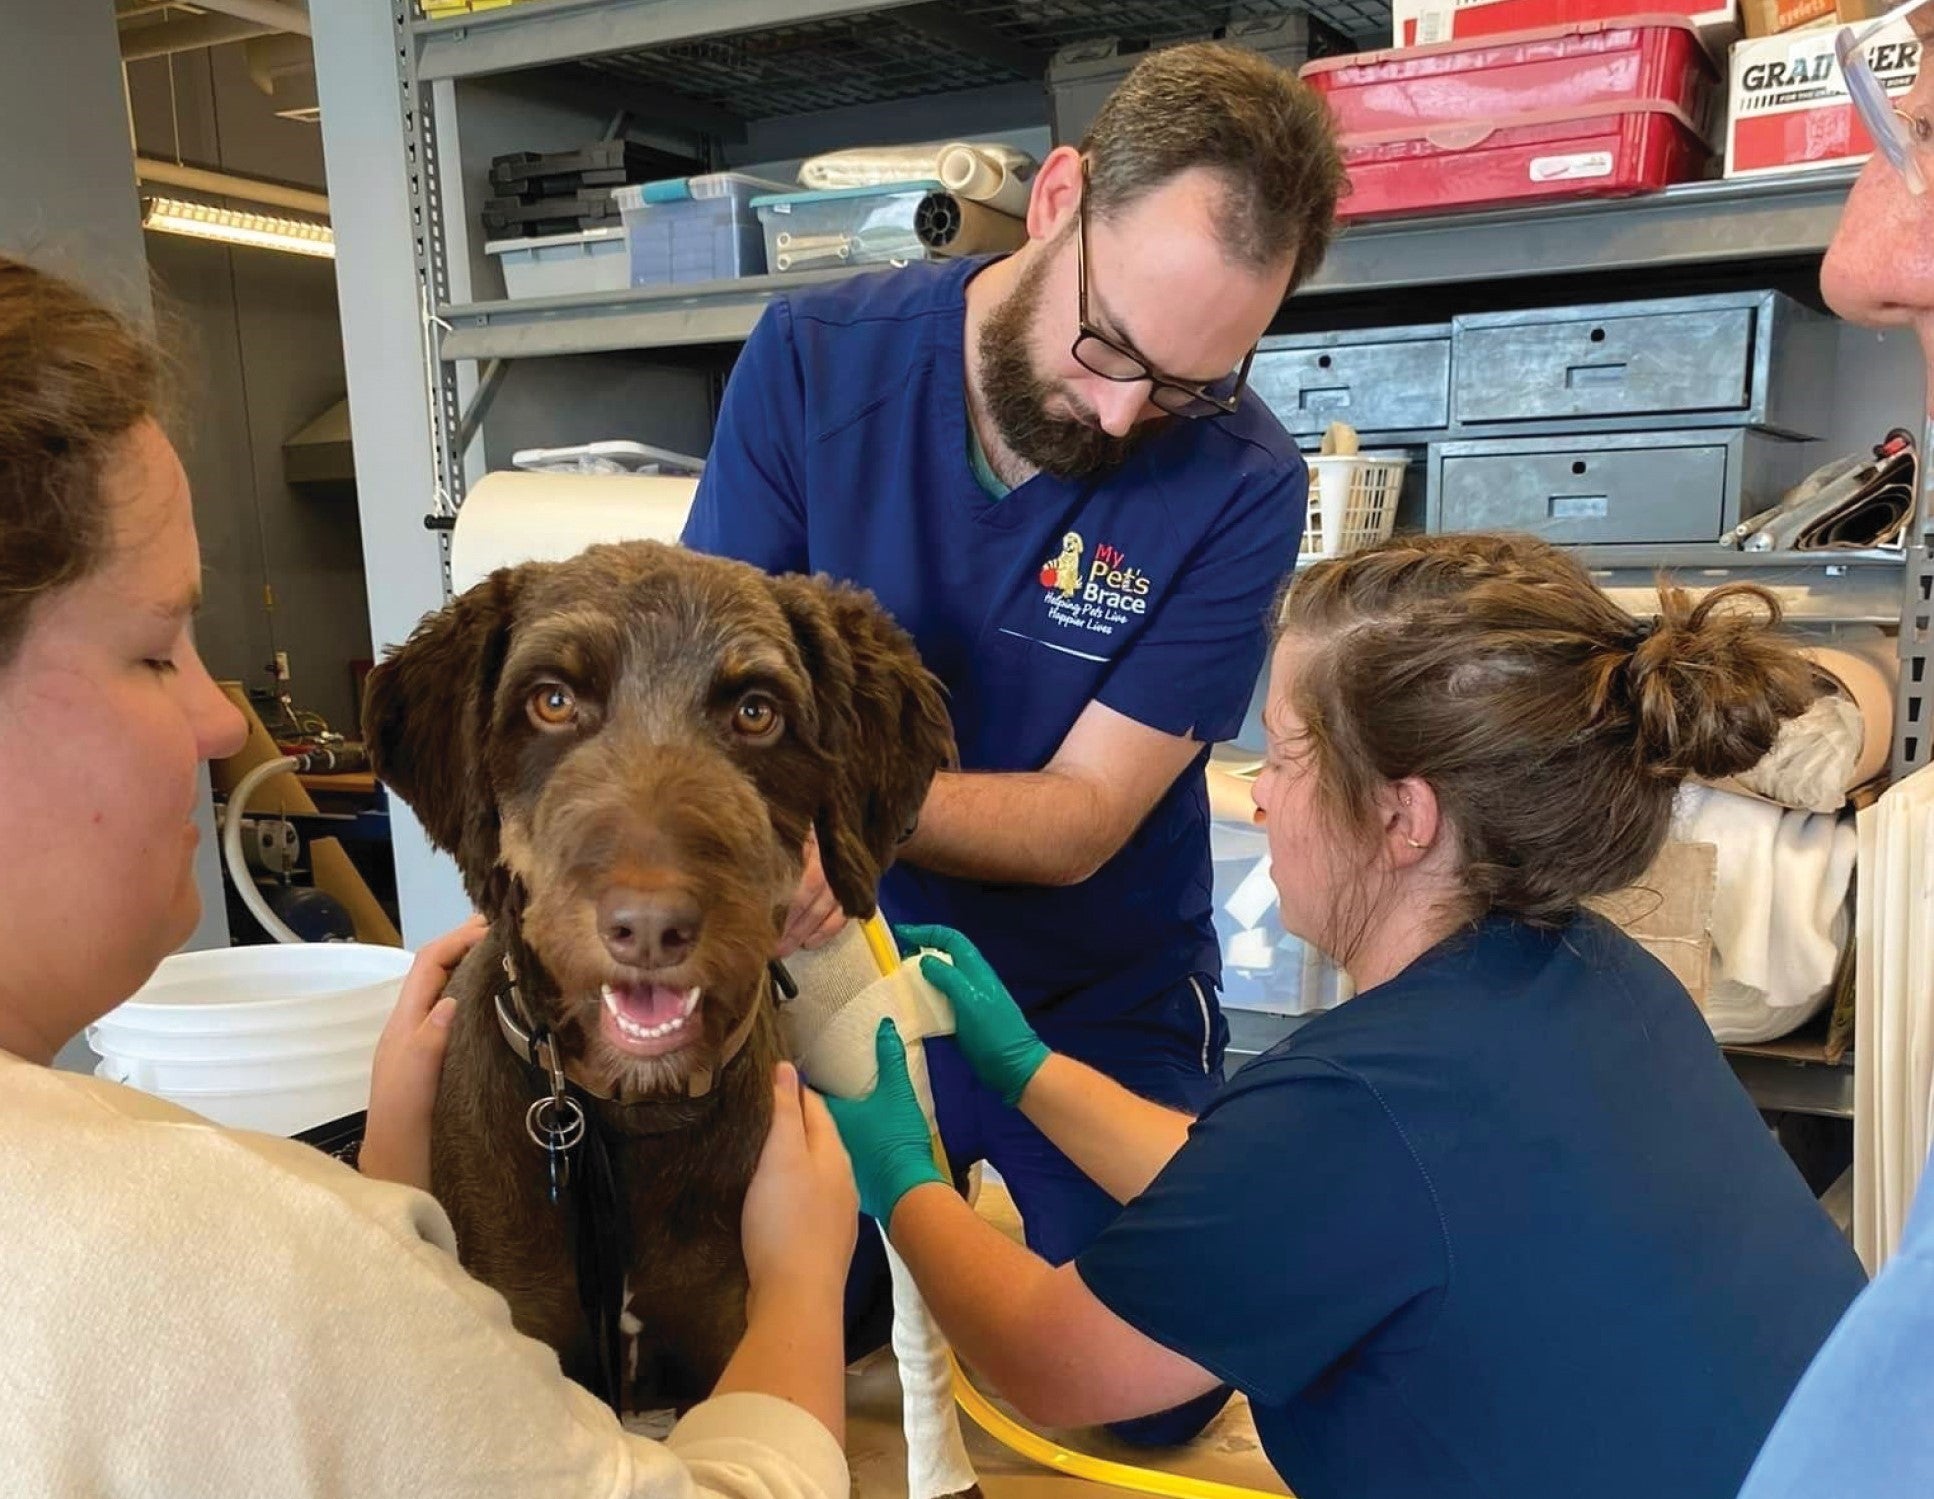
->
[[0, 3, 228, 1064]]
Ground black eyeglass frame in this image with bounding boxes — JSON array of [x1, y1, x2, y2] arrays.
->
[[1070, 160, 1258, 420]]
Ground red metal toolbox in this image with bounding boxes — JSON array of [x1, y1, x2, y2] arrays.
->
[[1331, 100, 1711, 219], [1302, 17, 1718, 139]]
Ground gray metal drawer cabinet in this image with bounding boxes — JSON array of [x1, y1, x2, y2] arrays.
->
[[1427, 429, 1817, 546], [1449, 292, 1833, 439], [1251, 324, 1451, 442]]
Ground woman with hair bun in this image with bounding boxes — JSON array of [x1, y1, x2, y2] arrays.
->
[[827, 531, 1868, 1499]]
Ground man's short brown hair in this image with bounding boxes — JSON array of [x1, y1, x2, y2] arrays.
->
[[1081, 41, 1346, 291]]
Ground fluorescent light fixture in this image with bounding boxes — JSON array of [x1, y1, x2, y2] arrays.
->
[[141, 196, 335, 259]]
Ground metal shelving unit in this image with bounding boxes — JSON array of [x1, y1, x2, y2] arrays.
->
[[411, 0, 1392, 86], [437, 168, 1862, 362], [315, 0, 1933, 1039]]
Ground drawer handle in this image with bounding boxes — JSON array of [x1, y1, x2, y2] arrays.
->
[[1300, 386, 1350, 412], [1549, 494, 1609, 521], [1566, 363, 1627, 389]]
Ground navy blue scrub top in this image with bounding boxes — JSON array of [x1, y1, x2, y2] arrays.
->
[[1077, 913, 1866, 1499], [684, 258, 1305, 1024]]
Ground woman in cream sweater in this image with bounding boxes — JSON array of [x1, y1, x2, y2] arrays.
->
[[0, 253, 856, 1499]]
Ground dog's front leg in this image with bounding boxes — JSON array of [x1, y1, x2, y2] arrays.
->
[[890, 1035, 979, 1499], [885, 1232, 978, 1499]]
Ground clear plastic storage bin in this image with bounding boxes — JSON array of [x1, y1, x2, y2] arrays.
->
[[751, 182, 940, 273], [486, 227, 630, 300], [615, 173, 783, 287]]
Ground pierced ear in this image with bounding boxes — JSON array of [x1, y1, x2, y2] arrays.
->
[[363, 567, 521, 900], [1384, 777, 1441, 865], [768, 573, 954, 917]]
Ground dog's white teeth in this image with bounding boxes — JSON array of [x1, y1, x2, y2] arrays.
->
[[680, 988, 701, 1017], [601, 984, 621, 1016]]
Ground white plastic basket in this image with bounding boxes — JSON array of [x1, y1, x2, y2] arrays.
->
[[1302, 454, 1409, 559]]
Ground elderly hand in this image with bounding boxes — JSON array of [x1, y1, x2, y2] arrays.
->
[[819, 1020, 948, 1226], [778, 828, 847, 957], [360, 915, 487, 1190], [897, 923, 1049, 1107]]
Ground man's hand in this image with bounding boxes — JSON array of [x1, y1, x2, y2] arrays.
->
[[360, 915, 487, 1190], [778, 828, 847, 956], [818, 1020, 949, 1227]]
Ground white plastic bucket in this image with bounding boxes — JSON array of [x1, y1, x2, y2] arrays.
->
[[86, 943, 411, 1135]]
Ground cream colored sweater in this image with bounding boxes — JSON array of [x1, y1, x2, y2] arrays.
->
[[0, 1051, 849, 1499]]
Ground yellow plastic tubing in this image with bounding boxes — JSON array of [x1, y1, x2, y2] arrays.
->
[[858, 918, 1291, 1499]]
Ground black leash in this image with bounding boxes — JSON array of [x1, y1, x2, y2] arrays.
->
[[514, 1010, 633, 1414], [501, 953, 795, 1417]]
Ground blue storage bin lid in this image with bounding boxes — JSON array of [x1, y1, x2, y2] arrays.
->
[[750, 179, 945, 209], [617, 172, 790, 208]]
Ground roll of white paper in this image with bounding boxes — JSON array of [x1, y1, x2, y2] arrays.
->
[[448, 469, 699, 595], [936, 143, 1032, 218]]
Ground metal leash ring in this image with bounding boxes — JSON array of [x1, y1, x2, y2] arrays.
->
[[525, 1091, 587, 1155]]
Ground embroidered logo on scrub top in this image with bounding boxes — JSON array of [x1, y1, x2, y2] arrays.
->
[[1037, 536, 1153, 640], [1040, 531, 1085, 597]]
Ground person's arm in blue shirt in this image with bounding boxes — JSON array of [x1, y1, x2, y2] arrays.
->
[[1736, 1158, 1934, 1498], [682, 301, 811, 576], [900, 463, 1301, 887]]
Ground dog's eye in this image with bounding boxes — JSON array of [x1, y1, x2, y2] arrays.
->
[[529, 683, 578, 729], [733, 695, 782, 740]]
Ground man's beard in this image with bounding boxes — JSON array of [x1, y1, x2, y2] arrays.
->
[[975, 253, 1153, 481]]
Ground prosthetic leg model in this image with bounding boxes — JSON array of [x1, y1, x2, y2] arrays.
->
[[778, 919, 1282, 1499]]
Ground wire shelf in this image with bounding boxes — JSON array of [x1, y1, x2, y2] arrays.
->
[[578, 0, 1388, 123]]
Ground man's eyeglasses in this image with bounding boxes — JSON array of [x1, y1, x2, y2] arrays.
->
[[1837, 0, 1932, 195], [1071, 163, 1256, 419]]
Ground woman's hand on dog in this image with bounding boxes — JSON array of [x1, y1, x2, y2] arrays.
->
[[777, 829, 848, 956], [742, 1062, 858, 1299], [360, 914, 488, 1191]]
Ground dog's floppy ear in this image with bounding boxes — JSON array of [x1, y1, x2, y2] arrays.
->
[[362, 567, 521, 898], [769, 574, 954, 918]]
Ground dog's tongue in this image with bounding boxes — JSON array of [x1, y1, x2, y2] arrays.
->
[[608, 981, 691, 1026]]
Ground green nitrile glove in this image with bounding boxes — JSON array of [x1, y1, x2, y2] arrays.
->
[[895, 923, 1050, 1108], [819, 1019, 947, 1226]]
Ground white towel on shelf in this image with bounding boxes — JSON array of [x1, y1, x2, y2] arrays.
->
[[1672, 785, 1857, 1044]]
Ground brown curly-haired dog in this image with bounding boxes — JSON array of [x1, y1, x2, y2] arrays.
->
[[364, 540, 953, 1412]]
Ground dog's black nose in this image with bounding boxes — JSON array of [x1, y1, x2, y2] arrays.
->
[[598, 885, 702, 970]]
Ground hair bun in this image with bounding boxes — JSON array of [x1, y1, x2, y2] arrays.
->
[[1623, 584, 1817, 782]]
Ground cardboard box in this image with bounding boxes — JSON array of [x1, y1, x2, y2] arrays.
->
[[1740, 0, 1885, 39], [1588, 841, 1719, 1007], [1725, 18, 1922, 178], [1390, 0, 1738, 49]]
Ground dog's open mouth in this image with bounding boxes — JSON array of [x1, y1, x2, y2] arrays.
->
[[599, 981, 702, 1058]]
